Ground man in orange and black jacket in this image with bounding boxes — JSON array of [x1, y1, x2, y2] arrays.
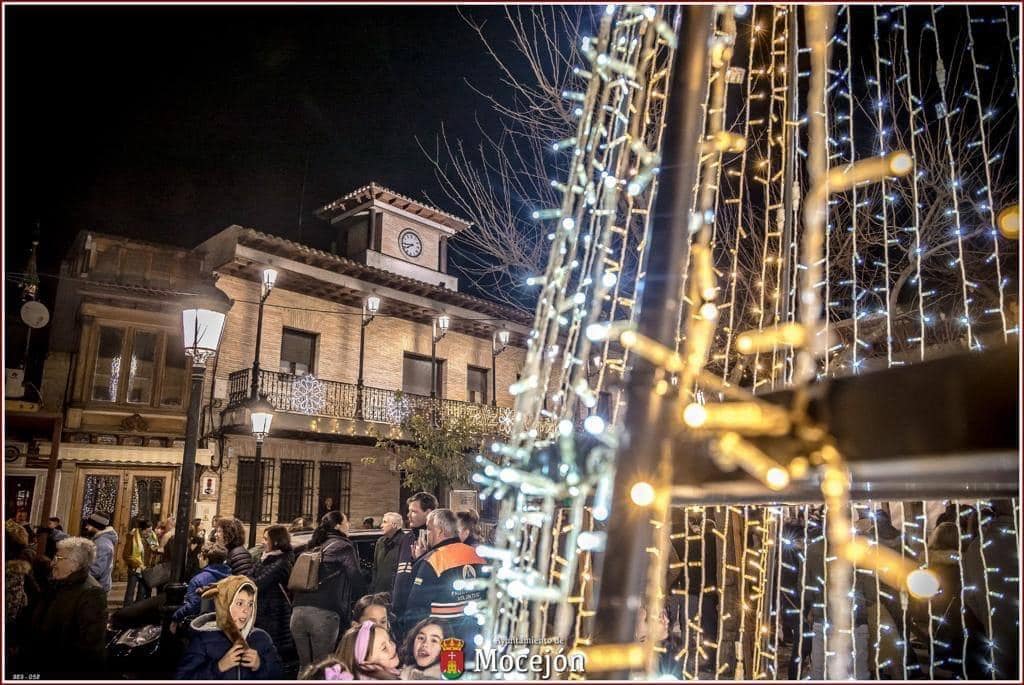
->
[[401, 508, 487, 647]]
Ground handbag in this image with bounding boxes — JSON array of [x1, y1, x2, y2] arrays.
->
[[142, 561, 171, 589]]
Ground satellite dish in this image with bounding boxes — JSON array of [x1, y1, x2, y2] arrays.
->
[[20, 301, 49, 329]]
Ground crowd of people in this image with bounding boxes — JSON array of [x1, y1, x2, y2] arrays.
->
[[5, 496, 1019, 680], [4, 491, 491, 680]]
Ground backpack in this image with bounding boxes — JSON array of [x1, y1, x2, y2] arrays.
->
[[287, 541, 340, 592]]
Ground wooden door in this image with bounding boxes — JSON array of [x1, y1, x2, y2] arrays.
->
[[70, 466, 176, 580]]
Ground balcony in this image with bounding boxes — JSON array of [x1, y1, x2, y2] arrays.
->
[[226, 368, 515, 438]]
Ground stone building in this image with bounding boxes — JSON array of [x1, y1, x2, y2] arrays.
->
[[34, 231, 216, 578], [32, 184, 530, 572]]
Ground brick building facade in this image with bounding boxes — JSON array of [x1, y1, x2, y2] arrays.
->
[[29, 183, 531, 575]]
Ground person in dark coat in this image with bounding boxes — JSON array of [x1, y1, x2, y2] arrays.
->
[[391, 492, 437, 630], [370, 512, 403, 594], [170, 542, 233, 629], [456, 509, 481, 547], [249, 524, 298, 678], [214, 516, 254, 576], [177, 575, 281, 679], [290, 511, 366, 673], [15, 537, 108, 679]]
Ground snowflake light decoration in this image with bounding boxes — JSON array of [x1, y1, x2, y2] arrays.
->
[[292, 374, 327, 415]]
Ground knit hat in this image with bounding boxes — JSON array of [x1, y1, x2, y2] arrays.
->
[[200, 575, 257, 647], [86, 512, 110, 528], [5, 519, 29, 547]]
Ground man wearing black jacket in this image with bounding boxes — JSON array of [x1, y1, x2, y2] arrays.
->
[[391, 492, 437, 638]]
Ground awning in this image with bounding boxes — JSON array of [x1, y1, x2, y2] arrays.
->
[[61, 443, 213, 467]]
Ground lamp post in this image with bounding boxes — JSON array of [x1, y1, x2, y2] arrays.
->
[[162, 282, 230, 660], [249, 268, 277, 400], [491, 329, 509, 407], [356, 295, 380, 420], [171, 286, 229, 584], [246, 395, 275, 548], [430, 315, 449, 399], [430, 315, 449, 427]]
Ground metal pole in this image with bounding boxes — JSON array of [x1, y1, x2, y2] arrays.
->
[[247, 438, 264, 548], [591, 4, 713, 676], [490, 349, 498, 407], [357, 318, 368, 419], [170, 364, 206, 585], [430, 333, 437, 400], [249, 294, 267, 400]]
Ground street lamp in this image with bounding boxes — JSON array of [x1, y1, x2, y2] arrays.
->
[[249, 268, 277, 400], [491, 329, 510, 407], [430, 315, 450, 400], [356, 295, 380, 420], [246, 394, 275, 547], [167, 282, 230, 592]]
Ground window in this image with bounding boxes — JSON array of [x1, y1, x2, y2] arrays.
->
[[90, 325, 187, 407], [127, 331, 157, 404], [402, 352, 443, 397], [318, 462, 352, 519], [235, 458, 275, 524], [280, 329, 317, 376], [278, 460, 315, 523], [161, 337, 187, 407], [92, 327, 125, 401], [467, 366, 489, 404]]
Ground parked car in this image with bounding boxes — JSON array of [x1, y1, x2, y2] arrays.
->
[[249, 527, 385, 587]]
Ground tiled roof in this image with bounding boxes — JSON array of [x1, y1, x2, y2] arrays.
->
[[235, 228, 533, 325], [314, 182, 472, 232]]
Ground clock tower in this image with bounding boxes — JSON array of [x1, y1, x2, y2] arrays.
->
[[315, 183, 471, 291]]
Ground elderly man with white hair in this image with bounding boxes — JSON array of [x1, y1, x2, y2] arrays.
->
[[15, 537, 108, 678], [370, 512, 404, 594], [400, 508, 486, 643]]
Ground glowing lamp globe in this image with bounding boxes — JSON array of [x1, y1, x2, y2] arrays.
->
[[181, 283, 231, 366], [248, 395, 276, 442]]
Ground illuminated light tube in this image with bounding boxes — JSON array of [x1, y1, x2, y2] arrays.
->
[[618, 330, 684, 372], [998, 204, 1019, 240], [574, 644, 646, 672], [682, 401, 791, 436], [714, 432, 790, 491], [841, 538, 940, 599], [702, 130, 747, 153], [735, 322, 807, 355]]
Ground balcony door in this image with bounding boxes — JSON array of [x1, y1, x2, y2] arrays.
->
[[402, 352, 443, 398]]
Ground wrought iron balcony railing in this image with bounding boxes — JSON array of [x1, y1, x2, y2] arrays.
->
[[227, 368, 516, 434]]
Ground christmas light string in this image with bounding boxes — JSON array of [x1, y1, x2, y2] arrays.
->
[[720, 6, 764, 384], [927, 5, 976, 350], [842, 4, 863, 374], [871, 6, 896, 369], [768, 7, 794, 389], [751, 5, 789, 393], [954, 501, 969, 678], [897, 4, 928, 362], [973, 499, 996, 677], [965, 6, 1010, 342]]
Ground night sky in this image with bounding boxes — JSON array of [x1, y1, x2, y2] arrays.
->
[[5, 3, 543, 282]]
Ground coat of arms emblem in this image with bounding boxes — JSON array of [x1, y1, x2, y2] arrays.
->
[[440, 637, 465, 680]]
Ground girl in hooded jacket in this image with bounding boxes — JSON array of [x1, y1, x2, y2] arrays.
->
[[177, 575, 282, 680]]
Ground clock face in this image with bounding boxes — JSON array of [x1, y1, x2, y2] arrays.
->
[[399, 229, 423, 258]]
